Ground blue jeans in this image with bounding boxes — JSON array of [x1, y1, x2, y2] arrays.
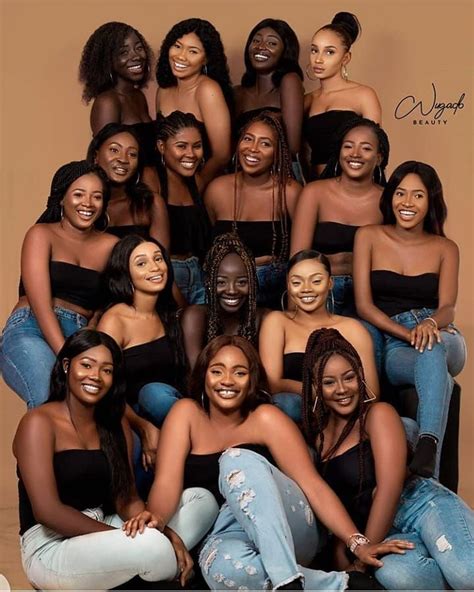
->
[[375, 476, 474, 590], [137, 382, 181, 427], [256, 261, 286, 310], [0, 306, 88, 408], [199, 448, 348, 590], [273, 392, 302, 423], [21, 489, 219, 590], [384, 308, 466, 476], [172, 256, 205, 304]]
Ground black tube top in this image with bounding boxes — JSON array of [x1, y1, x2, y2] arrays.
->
[[168, 204, 210, 259], [18, 449, 112, 535], [106, 225, 150, 239], [313, 222, 359, 255], [304, 110, 359, 165], [123, 336, 177, 404], [18, 261, 103, 310], [212, 220, 288, 259], [283, 352, 304, 382], [183, 444, 275, 506], [370, 270, 439, 318]]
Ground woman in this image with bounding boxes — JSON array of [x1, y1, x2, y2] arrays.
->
[[301, 328, 474, 590], [234, 19, 304, 169], [79, 21, 156, 164], [205, 111, 302, 309], [0, 161, 117, 408], [304, 12, 382, 178], [353, 161, 466, 479], [14, 329, 218, 590], [181, 233, 269, 369], [124, 335, 411, 590], [98, 235, 186, 430], [291, 117, 389, 316], [259, 250, 379, 422], [156, 18, 232, 186], [155, 111, 211, 304]]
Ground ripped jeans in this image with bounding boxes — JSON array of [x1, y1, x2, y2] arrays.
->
[[199, 448, 348, 591], [375, 476, 474, 590]]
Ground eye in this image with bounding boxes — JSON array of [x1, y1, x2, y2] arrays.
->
[[173, 42, 181, 49], [311, 48, 318, 54], [175, 143, 187, 149], [395, 190, 404, 197], [109, 146, 119, 153], [92, 194, 103, 201], [237, 279, 248, 287], [312, 279, 322, 285], [154, 255, 163, 263], [415, 193, 425, 199], [345, 372, 356, 382], [81, 362, 92, 369], [103, 368, 113, 375], [129, 151, 138, 159], [326, 50, 335, 55], [322, 378, 335, 386], [73, 191, 83, 198], [291, 281, 301, 287], [210, 369, 222, 376], [235, 370, 248, 377]]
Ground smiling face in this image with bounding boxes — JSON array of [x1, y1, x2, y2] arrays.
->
[[339, 126, 381, 180], [64, 345, 114, 406], [95, 132, 139, 184], [238, 121, 276, 175], [320, 353, 360, 417], [205, 345, 250, 414], [129, 242, 168, 295], [216, 253, 249, 314], [392, 173, 429, 230], [287, 258, 332, 313], [248, 26, 284, 72], [61, 173, 104, 230], [158, 126, 203, 177], [112, 31, 147, 84], [309, 29, 350, 80], [168, 32, 206, 79]]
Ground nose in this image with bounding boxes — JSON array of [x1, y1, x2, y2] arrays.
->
[[349, 144, 361, 157], [117, 150, 129, 163], [335, 379, 348, 394], [227, 280, 238, 294], [81, 193, 92, 206], [220, 371, 235, 386], [401, 193, 415, 207], [88, 366, 100, 382]]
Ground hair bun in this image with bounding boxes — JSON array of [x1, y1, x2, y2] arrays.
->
[[331, 12, 361, 44]]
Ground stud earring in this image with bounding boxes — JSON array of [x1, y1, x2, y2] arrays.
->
[[362, 379, 377, 403]]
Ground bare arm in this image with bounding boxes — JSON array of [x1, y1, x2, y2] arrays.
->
[[90, 94, 122, 135], [259, 312, 302, 395], [149, 192, 171, 251], [290, 181, 320, 256], [359, 87, 382, 125], [344, 319, 379, 397], [181, 305, 207, 370], [279, 73, 304, 157], [203, 176, 227, 225], [284, 180, 303, 219], [21, 225, 64, 354]]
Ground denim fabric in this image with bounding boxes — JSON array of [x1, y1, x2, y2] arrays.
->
[[0, 306, 88, 408], [256, 261, 287, 310], [273, 392, 302, 423], [199, 448, 348, 591], [384, 308, 466, 477], [375, 477, 474, 590], [20, 489, 219, 590], [171, 256, 205, 304], [331, 274, 356, 317], [137, 382, 181, 427]]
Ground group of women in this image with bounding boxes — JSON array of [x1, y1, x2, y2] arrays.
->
[[0, 10, 472, 592]]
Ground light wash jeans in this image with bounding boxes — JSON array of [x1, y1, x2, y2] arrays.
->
[[137, 382, 181, 427], [256, 261, 286, 310], [172, 256, 205, 304], [0, 306, 88, 408], [384, 308, 466, 477], [375, 476, 474, 590], [199, 448, 348, 591], [21, 488, 219, 590]]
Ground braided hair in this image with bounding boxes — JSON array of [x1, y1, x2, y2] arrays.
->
[[36, 160, 110, 229], [321, 116, 390, 186], [234, 110, 293, 262], [203, 233, 258, 345], [301, 328, 371, 497], [79, 22, 152, 103]]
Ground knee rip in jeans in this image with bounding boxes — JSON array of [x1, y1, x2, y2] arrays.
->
[[201, 538, 222, 574], [435, 534, 453, 553], [226, 469, 246, 490]]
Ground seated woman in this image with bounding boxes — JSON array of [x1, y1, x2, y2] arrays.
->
[[155, 111, 211, 304], [291, 117, 389, 316], [304, 12, 382, 178], [155, 18, 232, 187], [14, 329, 218, 590], [79, 21, 156, 164], [206, 110, 302, 309], [301, 328, 474, 590], [234, 19, 304, 175], [353, 161, 466, 478], [98, 235, 187, 431], [0, 161, 117, 408], [259, 250, 379, 422], [124, 335, 410, 591], [181, 232, 269, 370]]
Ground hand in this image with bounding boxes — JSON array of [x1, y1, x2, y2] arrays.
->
[[410, 320, 440, 353], [346, 559, 367, 573], [140, 421, 159, 471], [164, 527, 194, 586], [122, 511, 165, 537], [354, 539, 415, 568]]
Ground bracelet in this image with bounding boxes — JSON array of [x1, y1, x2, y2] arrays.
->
[[347, 533, 371, 554], [424, 317, 438, 329]]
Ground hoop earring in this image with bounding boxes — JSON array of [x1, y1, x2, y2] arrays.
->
[[280, 289, 288, 311], [326, 289, 335, 313], [201, 391, 206, 408], [312, 396, 319, 414], [60, 204, 64, 220], [334, 161, 340, 177], [109, 72, 115, 84], [342, 65, 349, 81], [202, 64, 208, 76], [305, 63, 318, 81], [374, 165, 382, 185], [135, 172, 141, 185], [97, 211, 110, 232], [161, 154, 165, 167], [362, 379, 377, 403]]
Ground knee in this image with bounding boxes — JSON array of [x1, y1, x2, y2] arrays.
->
[[139, 382, 180, 404], [182, 487, 219, 530], [219, 448, 268, 482], [133, 528, 177, 581]]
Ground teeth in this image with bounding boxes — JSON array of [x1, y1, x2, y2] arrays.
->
[[399, 210, 416, 218], [173, 62, 188, 70], [348, 161, 363, 169], [78, 210, 93, 217], [222, 297, 240, 306], [180, 161, 196, 169], [128, 64, 143, 72], [82, 384, 100, 394], [301, 296, 316, 303], [148, 275, 163, 281], [254, 53, 269, 61], [337, 396, 352, 404], [244, 155, 259, 164], [114, 167, 128, 174], [217, 389, 238, 398]]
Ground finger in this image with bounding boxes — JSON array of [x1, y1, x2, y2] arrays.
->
[[364, 556, 384, 568], [427, 330, 435, 351], [141, 452, 148, 471], [435, 329, 442, 342], [181, 557, 194, 586], [419, 329, 429, 353], [410, 328, 416, 346]]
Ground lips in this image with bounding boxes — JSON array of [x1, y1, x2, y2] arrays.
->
[[334, 395, 354, 406], [300, 295, 317, 304], [220, 295, 242, 308], [128, 63, 144, 74], [147, 273, 165, 283], [112, 165, 130, 176], [77, 209, 95, 221], [253, 52, 269, 62], [172, 61, 188, 71], [398, 209, 417, 220], [346, 160, 364, 170], [82, 383, 100, 394], [180, 160, 197, 170], [215, 388, 240, 399]]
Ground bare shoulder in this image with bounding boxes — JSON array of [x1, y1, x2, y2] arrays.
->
[[93, 90, 122, 109], [251, 403, 286, 426], [24, 223, 53, 242], [280, 72, 303, 90], [206, 173, 233, 194], [261, 310, 287, 329], [13, 405, 56, 455], [355, 224, 382, 242], [352, 82, 378, 98], [196, 77, 225, 101], [169, 398, 202, 420], [182, 304, 207, 324], [365, 401, 400, 427], [437, 235, 459, 255]]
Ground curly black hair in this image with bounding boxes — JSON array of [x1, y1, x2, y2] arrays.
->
[[79, 22, 152, 103], [241, 19, 303, 88], [155, 18, 233, 109]]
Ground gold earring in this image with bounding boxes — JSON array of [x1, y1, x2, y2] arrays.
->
[[342, 65, 349, 81], [362, 379, 377, 403], [312, 396, 319, 413]]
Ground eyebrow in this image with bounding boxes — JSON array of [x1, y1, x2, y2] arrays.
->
[[79, 356, 113, 366], [396, 186, 426, 193], [312, 44, 337, 50], [133, 251, 162, 260], [290, 273, 324, 279], [209, 362, 249, 370], [243, 133, 274, 142]]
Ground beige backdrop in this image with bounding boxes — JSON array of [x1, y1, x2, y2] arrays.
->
[[1, 0, 472, 539]]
